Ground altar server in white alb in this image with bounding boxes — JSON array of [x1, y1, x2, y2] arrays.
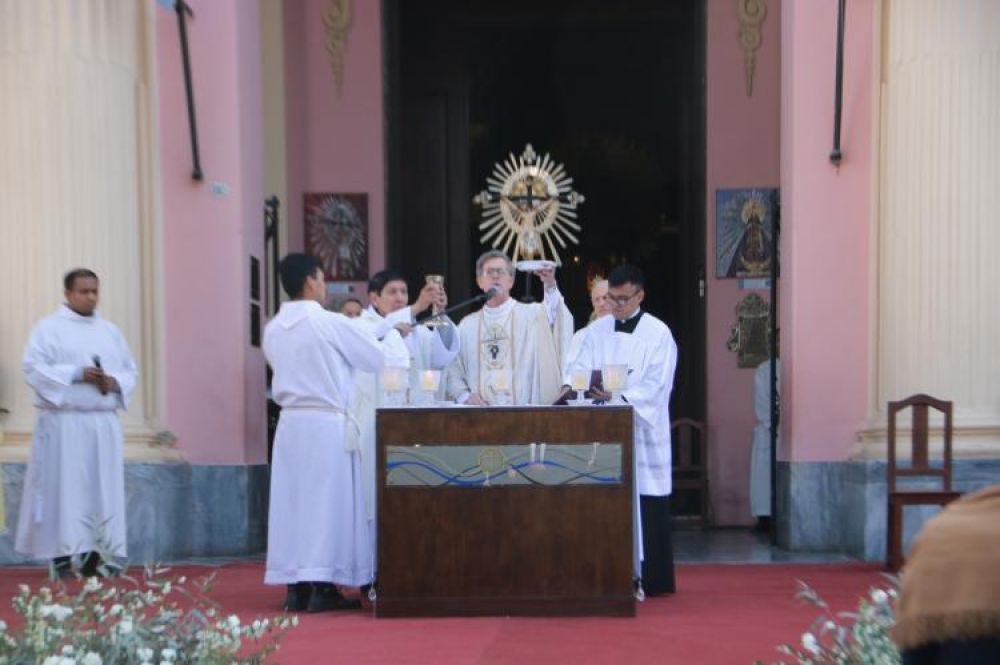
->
[[17, 268, 137, 578], [361, 269, 459, 400], [263, 254, 395, 613], [566, 263, 678, 595], [446, 250, 573, 406], [350, 270, 449, 533]]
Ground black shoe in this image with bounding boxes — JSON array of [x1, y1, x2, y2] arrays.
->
[[753, 516, 772, 533], [306, 583, 361, 613], [81, 551, 102, 577], [283, 582, 312, 612], [52, 556, 73, 580]]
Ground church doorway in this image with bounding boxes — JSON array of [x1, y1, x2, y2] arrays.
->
[[385, 0, 706, 514]]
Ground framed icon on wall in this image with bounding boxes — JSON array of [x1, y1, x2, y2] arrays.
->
[[715, 188, 778, 279], [303, 192, 369, 281]]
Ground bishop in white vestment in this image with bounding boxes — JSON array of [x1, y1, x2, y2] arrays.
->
[[16, 269, 137, 576], [263, 254, 395, 613], [446, 251, 573, 406], [567, 264, 678, 595]]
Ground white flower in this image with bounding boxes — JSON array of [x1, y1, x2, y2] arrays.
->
[[38, 604, 55, 619], [159, 648, 176, 662], [83, 577, 102, 592], [51, 605, 73, 621], [59, 658, 76, 665], [137, 647, 154, 661], [871, 589, 889, 605], [81, 653, 102, 665], [824, 620, 836, 631], [801, 632, 821, 655], [119, 619, 134, 634], [226, 614, 241, 629], [61, 645, 75, 655], [42, 657, 61, 665], [0, 620, 7, 632]]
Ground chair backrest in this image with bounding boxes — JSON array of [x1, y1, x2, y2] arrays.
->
[[671, 418, 707, 476], [887, 394, 953, 492]]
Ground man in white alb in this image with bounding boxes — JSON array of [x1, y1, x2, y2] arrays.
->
[[446, 250, 573, 406], [17, 268, 137, 578], [565, 276, 612, 372], [750, 358, 779, 531], [349, 269, 454, 548], [564, 263, 678, 595], [361, 269, 459, 399], [263, 254, 397, 612]]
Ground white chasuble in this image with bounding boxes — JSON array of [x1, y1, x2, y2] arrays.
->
[[16, 305, 138, 560], [263, 300, 393, 587], [446, 289, 573, 406]]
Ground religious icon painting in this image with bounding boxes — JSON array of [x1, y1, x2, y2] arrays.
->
[[303, 193, 369, 281], [715, 188, 779, 279]]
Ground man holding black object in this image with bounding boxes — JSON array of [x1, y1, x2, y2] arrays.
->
[[563, 263, 678, 595], [16, 269, 137, 578], [446, 250, 573, 406]]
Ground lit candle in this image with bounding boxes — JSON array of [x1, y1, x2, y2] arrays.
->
[[383, 366, 404, 392], [420, 369, 440, 392], [571, 369, 589, 391], [603, 363, 627, 391]]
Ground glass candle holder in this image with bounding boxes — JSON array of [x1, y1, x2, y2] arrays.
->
[[382, 365, 407, 405], [570, 368, 590, 406], [602, 363, 628, 404]]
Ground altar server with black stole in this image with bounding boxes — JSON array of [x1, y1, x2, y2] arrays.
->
[[263, 253, 396, 612], [565, 263, 678, 595], [17, 268, 137, 578]]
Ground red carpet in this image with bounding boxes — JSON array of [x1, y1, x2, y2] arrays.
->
[[0, 562, 883, 664]]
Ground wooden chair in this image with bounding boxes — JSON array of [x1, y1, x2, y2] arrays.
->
[[671, 418, 709, 526], [886, 394, 961, 571]]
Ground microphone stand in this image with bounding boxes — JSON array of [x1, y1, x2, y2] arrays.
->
[[418, 289, 495, 324]]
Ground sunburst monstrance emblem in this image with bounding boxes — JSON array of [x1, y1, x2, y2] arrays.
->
[[473, 144, 585, 265]]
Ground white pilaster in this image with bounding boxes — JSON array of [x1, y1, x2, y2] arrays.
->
[[0, 0, 172, 461]]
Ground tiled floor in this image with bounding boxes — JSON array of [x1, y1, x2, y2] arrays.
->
[[674, 528, 858, 564]]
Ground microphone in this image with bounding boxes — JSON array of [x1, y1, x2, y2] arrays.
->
[[420, 287, 500, 324], [93, 355, 107, 395]]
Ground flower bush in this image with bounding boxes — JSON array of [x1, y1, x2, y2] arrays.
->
[[757, 577, 901, 665], [0, 565, 297, 665]]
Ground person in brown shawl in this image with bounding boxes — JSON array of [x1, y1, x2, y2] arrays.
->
[[893, 485, 1000, 664]]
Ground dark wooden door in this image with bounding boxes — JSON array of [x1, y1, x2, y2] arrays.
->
[[386, 0, 707, 515]]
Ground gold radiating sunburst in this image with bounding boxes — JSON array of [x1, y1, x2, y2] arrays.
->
[[473, 144, 585, 264]]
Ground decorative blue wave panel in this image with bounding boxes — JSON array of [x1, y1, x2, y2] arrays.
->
[[386, 442, 623, 487]]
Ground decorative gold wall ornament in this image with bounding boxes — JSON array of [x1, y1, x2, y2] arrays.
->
[[473, 144, 585, 265], [736, 0, 767, 96], [324, 0, 352, 96], [726, 292, 771, 368]]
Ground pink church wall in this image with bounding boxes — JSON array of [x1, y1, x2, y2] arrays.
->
[[779, 0, 873, 462], [283, 0, 386, 297], [157, 0, 267, 464], [705, 0, 782, 525]]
